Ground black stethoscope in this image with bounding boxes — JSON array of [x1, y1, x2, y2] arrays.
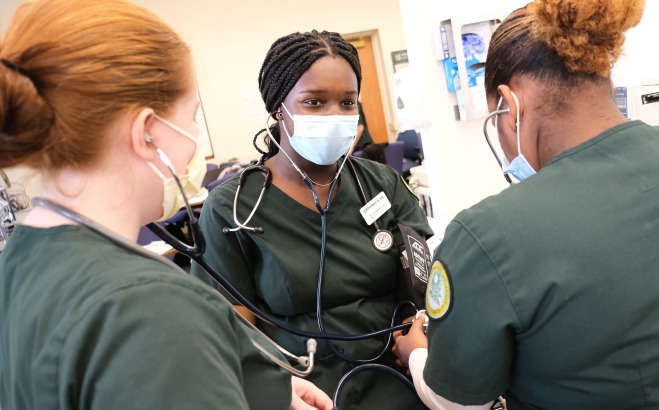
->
[[223, 155, 404, 362], [223, 157, 394, 253], [31, 156, 413, 348], [31, 141, 417, 407], [218, 150, 416, 403]]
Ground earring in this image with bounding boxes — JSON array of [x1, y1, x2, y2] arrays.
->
[[276, 110, 283, 120]]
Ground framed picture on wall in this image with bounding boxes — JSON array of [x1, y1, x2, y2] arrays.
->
[[391, 49, 409, 73], [196, 90, 214, 159]]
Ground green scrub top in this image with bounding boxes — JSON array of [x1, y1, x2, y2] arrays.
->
[[0, 225, 292, 410], [424, 121, 659, 408], [192, 157, 433, 410]]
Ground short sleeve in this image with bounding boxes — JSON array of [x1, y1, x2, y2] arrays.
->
[[423, 220, 518, 405]]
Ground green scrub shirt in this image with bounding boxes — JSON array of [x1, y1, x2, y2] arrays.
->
[[192, 157, 433, 410], [424, 121, 659, 408], [0, 225, 292, 410]]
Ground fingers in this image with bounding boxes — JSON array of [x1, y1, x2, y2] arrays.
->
[[290, 393, 311, 410], [291, 376, 333, 410], [410, 315, 425, 332]]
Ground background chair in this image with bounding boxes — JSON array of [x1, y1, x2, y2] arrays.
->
[[383, 141, 405, 176], [352, 142, 406, 176], [396, 130, 423, 176]]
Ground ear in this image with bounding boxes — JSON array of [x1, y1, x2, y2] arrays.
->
[[130, 107, 157, 161], [497, 84, 522, 133]]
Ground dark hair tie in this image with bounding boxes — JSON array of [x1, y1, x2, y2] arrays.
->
[[1, 58, 34, 82]]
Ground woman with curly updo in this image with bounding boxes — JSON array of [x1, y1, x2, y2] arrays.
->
[[393, 0, 658, 408]]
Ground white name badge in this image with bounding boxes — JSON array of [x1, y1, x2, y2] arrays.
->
[[359, 191, 392, 225]]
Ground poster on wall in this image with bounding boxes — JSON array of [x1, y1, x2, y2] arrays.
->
[[197, 90, 214, 159], [391, 50, 409, 73]]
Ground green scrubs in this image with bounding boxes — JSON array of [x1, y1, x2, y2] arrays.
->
[[192, 157, 432, 410], [0, 225, 291, 410], [424, 121, 659, 408]]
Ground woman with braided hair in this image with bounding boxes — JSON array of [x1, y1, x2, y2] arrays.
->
[[191, 30, 432, 409], [393, 0, 659, 408]]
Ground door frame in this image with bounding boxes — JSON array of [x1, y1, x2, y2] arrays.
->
[[343, 30, 395, 143]]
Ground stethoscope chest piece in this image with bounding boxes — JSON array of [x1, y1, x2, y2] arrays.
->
[[372, 229, 394, 252]]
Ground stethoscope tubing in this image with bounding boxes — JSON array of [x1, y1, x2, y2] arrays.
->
[[227, 157, 411, 361], [34, 156, 413, 343], [191, 238, 411, 341]]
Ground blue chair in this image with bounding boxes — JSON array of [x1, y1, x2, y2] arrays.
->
[[396, 130, 423, 176], [137, 224, 162, 246], [397, 130, 420, 161], [383, 141, 405, 175]]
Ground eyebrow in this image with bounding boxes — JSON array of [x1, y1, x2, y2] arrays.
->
[[299, 89, 359, 96]]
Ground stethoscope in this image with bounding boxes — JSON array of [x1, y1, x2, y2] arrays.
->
[[215, 120, 418, 403], [224, 118, 405, 362], [31, 195, 321, 378], [223, 156, 401, 366], [223, 159, 394, 251], [30, 147, 414, 376], [226, 113, 395, 252]]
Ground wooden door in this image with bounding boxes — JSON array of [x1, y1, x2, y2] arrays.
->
[[346, 35, 388, 144]]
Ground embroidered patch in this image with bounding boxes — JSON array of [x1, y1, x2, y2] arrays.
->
[[425, 259, 453, 320]]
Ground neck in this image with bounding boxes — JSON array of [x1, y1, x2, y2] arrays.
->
[[23, 159, 157, 242], [267, 149, 339, 185], [535, 85, 627, 167]]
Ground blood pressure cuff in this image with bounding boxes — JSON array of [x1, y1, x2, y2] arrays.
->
[[397, 223, 432, 309]]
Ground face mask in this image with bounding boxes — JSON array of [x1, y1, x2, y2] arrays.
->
[[146, 115, 206, 221], [483, 91, 536, 183], [280, 103, 358, 165]]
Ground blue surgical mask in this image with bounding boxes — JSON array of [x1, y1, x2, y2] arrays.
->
[[280, 103, 358, 165], [482, 91, 536, 184]]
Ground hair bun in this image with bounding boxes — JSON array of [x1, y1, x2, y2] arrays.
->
[[528, 0, 644, 76], [0, 66, 53, 168]]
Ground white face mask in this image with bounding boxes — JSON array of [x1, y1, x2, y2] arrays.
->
[[146, 115, 206, 221], [280, 103, 358, 165]]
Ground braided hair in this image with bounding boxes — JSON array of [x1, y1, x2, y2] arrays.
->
[[253, 30, 361, 162]]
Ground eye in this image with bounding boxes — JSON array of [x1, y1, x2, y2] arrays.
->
[[342, 99, 358, 112], [303, 99, 323, 106]]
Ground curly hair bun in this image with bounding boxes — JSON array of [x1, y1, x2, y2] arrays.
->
[[528, 0, 644, 77]]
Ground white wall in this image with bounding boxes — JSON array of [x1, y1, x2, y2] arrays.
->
[[128, 0, 408, 162], [398, 0, 659, 223], [0, 0, 408, 194]]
